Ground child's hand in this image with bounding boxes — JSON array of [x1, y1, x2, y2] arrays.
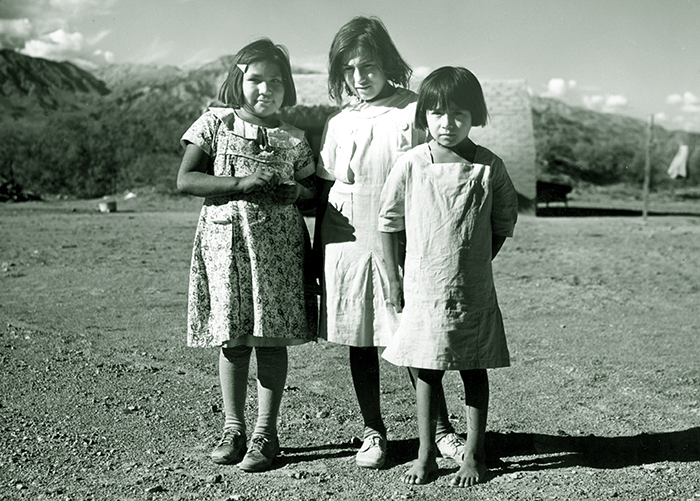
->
[[272, 180, 301, 204], [388, 278, 404, 313], [240, 168, 279, 193]]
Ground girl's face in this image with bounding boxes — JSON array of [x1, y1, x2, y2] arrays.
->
[[241, 61, 285, 119], [426, 103, 473, 148], [343, 48, 389, 101]]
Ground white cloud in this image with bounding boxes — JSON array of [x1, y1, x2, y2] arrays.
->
[[21, 28, 84, 60], [412, 66, 432, 80], [665, 91, 700, 117], [583, 94, 604, 108], [0, 18, 32, 38], [544, 78, 568, 97], [683, 91, 699, 105], [666, 93, 684, 105], [605, 95, 628, 108], [1, 0, 115, 66], [93, 48, 113, 64]]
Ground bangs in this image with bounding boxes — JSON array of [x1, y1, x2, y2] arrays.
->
[[415, 66, 488, 129]]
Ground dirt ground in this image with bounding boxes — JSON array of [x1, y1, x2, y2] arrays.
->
[[1, 192, 699, 501]]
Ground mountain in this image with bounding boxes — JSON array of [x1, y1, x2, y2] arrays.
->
[[0, 51, 697, 200], [0, 49, 109, 116], [530, 95, 700, 186]]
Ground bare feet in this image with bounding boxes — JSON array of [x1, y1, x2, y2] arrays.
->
[[450, 456, 487, 487], [402, 457, 439, 485]]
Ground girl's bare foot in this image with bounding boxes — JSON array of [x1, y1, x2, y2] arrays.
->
[[402, 457, 439, 485], [450, 456, 487, 487]]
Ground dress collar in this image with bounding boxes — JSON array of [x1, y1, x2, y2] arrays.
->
[[343, 88, 416, 118], [209, 107, 306, 148]]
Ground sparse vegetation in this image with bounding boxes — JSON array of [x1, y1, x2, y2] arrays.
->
[[1, 51, 698, 200]]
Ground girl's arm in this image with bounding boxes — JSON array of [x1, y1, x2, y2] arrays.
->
[[271, 172, 318, 205], [176, 143, 276, 198], [381, 231, 403, 312]]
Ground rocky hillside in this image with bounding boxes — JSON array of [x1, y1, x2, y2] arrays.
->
[[0, 49, 109, 116], [0, 50, 698, 199], [531, 95, 700, 186]]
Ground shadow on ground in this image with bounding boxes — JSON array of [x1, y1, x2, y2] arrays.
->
[[536, 206, 700, 217], [487, 427, 700, 471], [372, 427, 700, 473]]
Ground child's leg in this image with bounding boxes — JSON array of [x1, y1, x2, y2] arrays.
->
[[252, 346, 288, 440], [238, 346, 287, 472], [403, 367, 443, 485], [212, 347, 252, 464], [349, 346, 386, 438], [407, 369, 458, 439], [451, 368, 489, 487], [220, 346, 253, 433]]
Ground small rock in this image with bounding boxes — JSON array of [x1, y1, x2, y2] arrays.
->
[[226, 494, 246, 501], [145, 485, 165, 493], [316, 410, 330, 419], [207, 473, 222, 484]]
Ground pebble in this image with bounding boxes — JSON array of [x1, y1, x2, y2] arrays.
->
[[207, 474, 223, 484]]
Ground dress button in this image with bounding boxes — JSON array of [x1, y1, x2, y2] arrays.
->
[[401, 123, 409, 131]]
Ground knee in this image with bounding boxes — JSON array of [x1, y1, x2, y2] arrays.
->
[[221, 346, 253, 363], [416, 368, 444, 386]]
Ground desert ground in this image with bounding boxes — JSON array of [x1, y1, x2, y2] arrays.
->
[[1, 191, 699, 501]]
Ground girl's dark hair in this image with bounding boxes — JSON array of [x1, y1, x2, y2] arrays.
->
[[415, 66, 489, 129], [327, 16, 412, 104], [218, 38, 297, 108]]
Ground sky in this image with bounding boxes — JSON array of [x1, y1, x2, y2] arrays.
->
[[1, 0, 699, 133]]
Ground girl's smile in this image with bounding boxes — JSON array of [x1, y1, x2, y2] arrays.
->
[[240, 61, 285, 125]]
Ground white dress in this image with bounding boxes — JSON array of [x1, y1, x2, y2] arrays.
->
[[378, 143, 518, 370], [316, 88, 426, 347]]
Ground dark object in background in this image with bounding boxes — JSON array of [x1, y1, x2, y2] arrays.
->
[[0, 177, 41, 202], [537, 180, 572, 207]]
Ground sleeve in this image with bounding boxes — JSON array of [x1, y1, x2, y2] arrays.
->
[[180, 111, 218, 156], [293, 138, 316, 180], [378, 157, 408, 233], [490, 156, 519, 238], [316, 115, 338, 181]]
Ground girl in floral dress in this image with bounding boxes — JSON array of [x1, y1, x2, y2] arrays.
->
[[177, 38, 317, 472]]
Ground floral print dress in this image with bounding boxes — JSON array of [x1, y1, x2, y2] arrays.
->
[[181, 107, 318, 348]]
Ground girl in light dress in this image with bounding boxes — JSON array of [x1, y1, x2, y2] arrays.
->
[[379, 66, 519, 486], [177, 38, 317, 473], [315, 16, 466, 469]]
